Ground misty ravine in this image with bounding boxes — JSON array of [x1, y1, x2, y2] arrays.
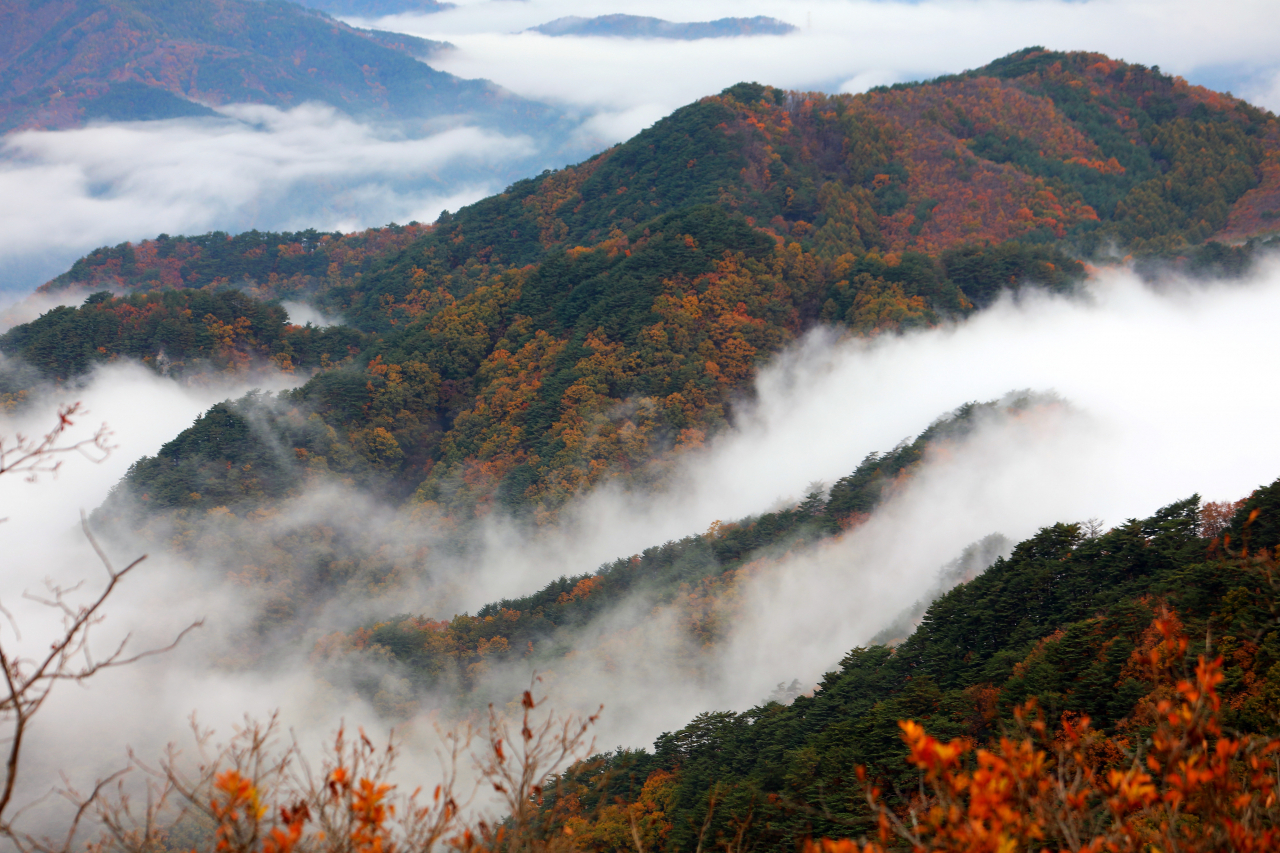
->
[[1, 26, 1280, 853]]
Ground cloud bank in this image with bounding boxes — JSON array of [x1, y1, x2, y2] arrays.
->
[[5, 221, 1280, 836], [455, 260, 1280, 745], [0, 104, 536, 294], [369, 0, 1280, 145]]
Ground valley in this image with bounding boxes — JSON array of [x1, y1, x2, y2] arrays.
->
[[1, 25, 1280, 852]]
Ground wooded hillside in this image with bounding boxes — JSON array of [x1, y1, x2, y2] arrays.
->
[[0, 0, 543, 130], [532, 482, 1280, 851], [28, 49, 1278, 532]]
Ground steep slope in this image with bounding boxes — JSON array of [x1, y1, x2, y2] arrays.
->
[[24, 49, 1279, 528], [0, 0, 548, 131], [308, 396, 1029, 704], [532, 481, 1280, 851]]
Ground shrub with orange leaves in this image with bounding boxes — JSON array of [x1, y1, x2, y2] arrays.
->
[[83, 682, 596, 853], [807, 609, 1280, 853]]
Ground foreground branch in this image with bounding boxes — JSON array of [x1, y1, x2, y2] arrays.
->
[[0, 406, 197, 853]]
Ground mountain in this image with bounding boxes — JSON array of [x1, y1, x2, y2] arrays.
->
[[532, 482, 1280, 850], [0, 0, 546, 131], [7, 46, 1280, 852], [306, 395, 1026, 706], [527, 15, 797, 40], [16, 49, 1278, 539], [358, 27, 451, 60]]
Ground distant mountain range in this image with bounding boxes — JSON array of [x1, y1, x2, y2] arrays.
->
[[0, 0, 540, 131], [528, 14, 797, 39]]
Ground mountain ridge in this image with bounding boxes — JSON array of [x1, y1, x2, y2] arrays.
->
[[7, 47, 1280, 848], [11, 49, 1280, 534], [0, 0, 548, 131]]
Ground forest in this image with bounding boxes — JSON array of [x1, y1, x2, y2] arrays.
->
[[521, 481, 1280, 852], [308, 395, 1032, 706], [4, 46, 1280, 853], [28, 48, 1280, 531]]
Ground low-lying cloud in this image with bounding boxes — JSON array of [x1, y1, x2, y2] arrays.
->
[[5, 260, 1280, 828], [456, 260, 1280, 744], [369, 0, 1280, 144], [0, 104, 535, 294]]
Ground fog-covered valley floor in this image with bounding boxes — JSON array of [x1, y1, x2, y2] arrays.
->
[[3, 259, 1280, 829]]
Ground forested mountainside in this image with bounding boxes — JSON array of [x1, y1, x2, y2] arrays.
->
[[0, 289, 365, 388], [22, 49, 1280, 530], [516, 480, 1280, 852], [0, 0, 538, 130], [8, 48, 1280, 850], [72, 387, 1028, 690], [307, 395, 1026, 707]]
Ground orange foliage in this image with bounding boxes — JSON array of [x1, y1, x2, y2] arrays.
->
[[86, 689, 597, 853], [40, 225, 432, 301], [557, 577, 601, 605], [1065, 156, 1126, 175], [809, 610, 1280, 853], [1203, 497, 1249, 540], [560, 769, 679, 852]]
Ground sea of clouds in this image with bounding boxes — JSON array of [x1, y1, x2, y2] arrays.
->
[[3, 0, 1279, 298], [4, 0, 1280, 832], [3, 259, 1280, 826], [371, 0, 1280, 141]]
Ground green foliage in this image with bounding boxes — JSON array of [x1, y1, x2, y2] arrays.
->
[[565, 98, 747, 239], [941, 242, 1085, 307], [974, 49, 1268, 252], [0, 289, 364, 385], [107, 393, 303, 511], [1227, 476, 1280, 554], [826, 396, 1041, 517], [517, 206, 773, 339], [1130, 235, 1280, 281], [544, 483, 1280, 849], [52, 229, 340, 291], [79, 80, 219, 121], [966, 129, 1138, 218]]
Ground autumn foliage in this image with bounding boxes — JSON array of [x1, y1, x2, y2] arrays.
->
[[29, 47, 1277, 538], [809, 610, 1280, 853], [83, 683, 595, 853]]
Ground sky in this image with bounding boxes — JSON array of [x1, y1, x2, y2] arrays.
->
[[3, 0, 1280, 297]]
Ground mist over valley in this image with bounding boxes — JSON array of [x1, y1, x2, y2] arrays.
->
[[2, 3, 1280, 849]]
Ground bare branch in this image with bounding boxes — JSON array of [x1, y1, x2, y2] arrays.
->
[[0, 407, 196, 852], [0, 403, 113, 486]]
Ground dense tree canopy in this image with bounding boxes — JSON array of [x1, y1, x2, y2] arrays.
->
[[529, 484, 1280, 852]]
